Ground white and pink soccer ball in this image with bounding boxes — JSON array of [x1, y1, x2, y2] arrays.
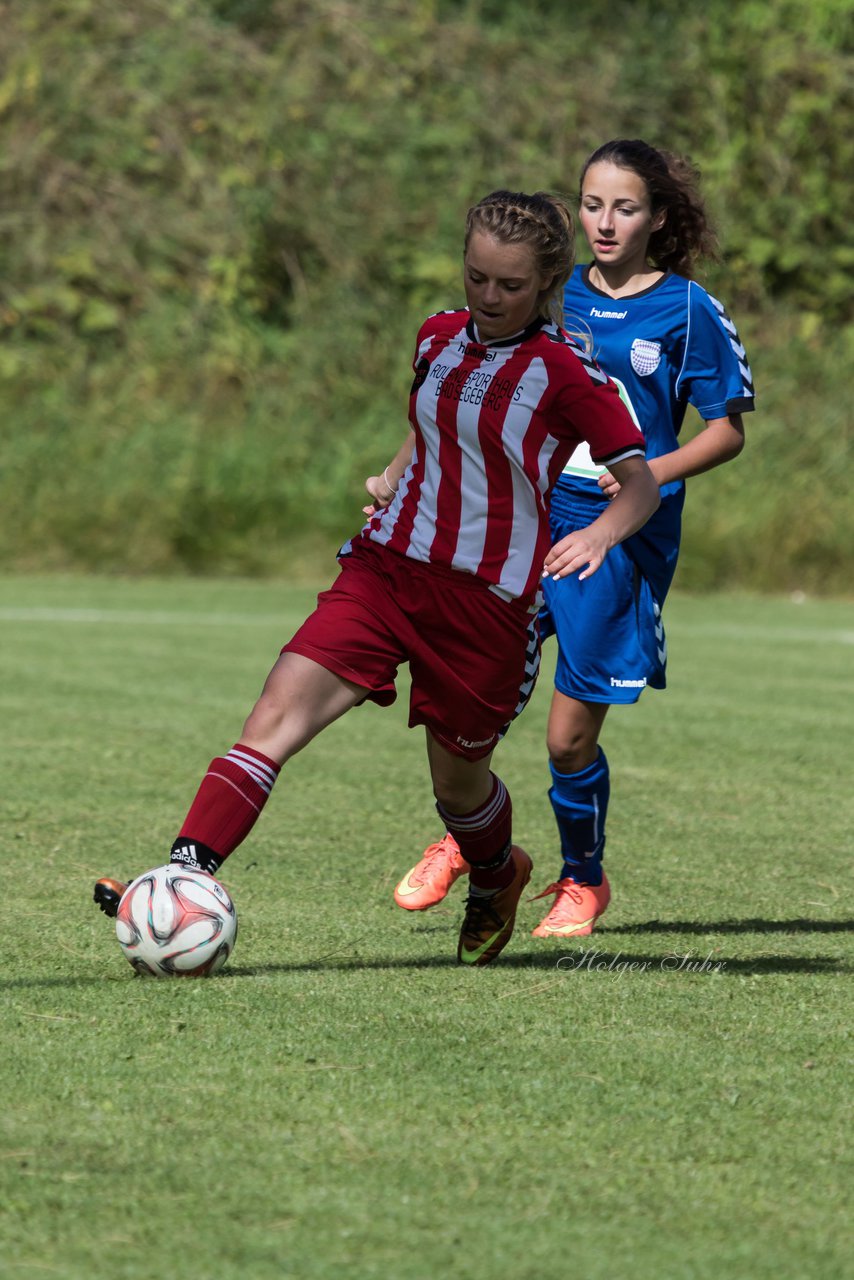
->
[[115, 864, 237, 978]]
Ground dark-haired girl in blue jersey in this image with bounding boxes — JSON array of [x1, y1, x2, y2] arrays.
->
[[394, 138, 756, 936]]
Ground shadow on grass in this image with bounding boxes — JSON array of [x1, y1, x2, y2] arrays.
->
[[599, 917, 854, 936], [3, 919, 851, 989], [0, 950, 849, 989], [226, 951, 848, 977], [224, 915, 853, 976]]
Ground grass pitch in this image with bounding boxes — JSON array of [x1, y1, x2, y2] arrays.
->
[[1, 575, 851, 1280]]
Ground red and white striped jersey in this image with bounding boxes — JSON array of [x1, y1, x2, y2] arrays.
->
[[355, 310, 646, 605]]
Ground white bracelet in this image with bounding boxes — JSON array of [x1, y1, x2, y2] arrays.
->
[[383, 467, 398, 496]]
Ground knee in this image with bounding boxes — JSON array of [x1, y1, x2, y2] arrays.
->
[[240, 689, 290, 757], [432, 764, 493, 817], [433, 777, 476, 815], [547, 724, 598, 775]]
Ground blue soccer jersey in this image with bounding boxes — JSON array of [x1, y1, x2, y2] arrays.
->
[[539, 266, 755, 705], [560, 266, 754, 601], [562, 266, 755, 503]]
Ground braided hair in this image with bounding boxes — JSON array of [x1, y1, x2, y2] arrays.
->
[[465, 190, 575, 325]]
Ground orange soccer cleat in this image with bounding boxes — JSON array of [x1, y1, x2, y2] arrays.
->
[[530, 872, 611, 938], [457, 846, 532, 967], [394, 834, 470, 911]]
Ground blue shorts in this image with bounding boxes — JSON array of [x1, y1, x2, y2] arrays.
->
[[540, 483, 678, 705]]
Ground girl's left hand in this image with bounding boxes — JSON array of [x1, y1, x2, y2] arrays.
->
[[543, 528, 610, 582]]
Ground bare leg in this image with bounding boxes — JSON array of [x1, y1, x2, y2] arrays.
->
[[545, 690, 609, 772], [240, 651, 369, 766], [166, 653, 372, 873], [425, 731, 495, 813], [96, 656, 375, 914]]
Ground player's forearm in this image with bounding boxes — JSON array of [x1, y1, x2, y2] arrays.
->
[[594, 464, 660, 545], [364, 429, 417, 510], [384, 430, 417, 490], [650, 415, 744, 487]]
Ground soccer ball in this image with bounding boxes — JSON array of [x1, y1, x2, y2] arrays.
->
[[115, 864, 237, 978]]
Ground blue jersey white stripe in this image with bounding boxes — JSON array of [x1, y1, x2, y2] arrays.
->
[[707, 291, 755, 398]]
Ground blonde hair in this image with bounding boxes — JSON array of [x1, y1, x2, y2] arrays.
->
[[465, 189, 575, 325]]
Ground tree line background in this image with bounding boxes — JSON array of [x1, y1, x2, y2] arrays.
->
[[1, 0, 851, 592]]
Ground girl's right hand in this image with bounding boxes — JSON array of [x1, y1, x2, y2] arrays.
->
[[363, 473, 397, 516]]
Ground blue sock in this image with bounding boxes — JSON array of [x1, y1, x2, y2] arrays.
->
[[548, 748, 609, 885]]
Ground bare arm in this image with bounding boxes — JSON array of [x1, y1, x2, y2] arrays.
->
[[363, 429, 417, 515], [544, 454, 660, 581], [598, 414, 745, 499]]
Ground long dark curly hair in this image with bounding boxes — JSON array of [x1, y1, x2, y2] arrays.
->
[[580, 139, 719, 279]]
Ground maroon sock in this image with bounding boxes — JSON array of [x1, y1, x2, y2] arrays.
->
[[175, 744, 280, 866], [438, 774, 514, 890]]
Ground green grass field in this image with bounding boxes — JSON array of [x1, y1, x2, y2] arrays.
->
[[1, 575, 851, 1280]]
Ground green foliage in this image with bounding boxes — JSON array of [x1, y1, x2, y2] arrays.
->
[[0, 0, 851, 586], [677, 315, 854, 594], [654, 0, 854, 321]]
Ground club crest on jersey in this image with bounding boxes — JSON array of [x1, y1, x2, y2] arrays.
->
[[630, 338, 661, 376]]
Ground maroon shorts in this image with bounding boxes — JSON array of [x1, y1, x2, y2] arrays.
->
[[282, 541, 539, 760]]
